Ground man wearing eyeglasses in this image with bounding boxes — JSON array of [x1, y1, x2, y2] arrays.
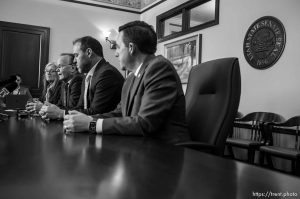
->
[[39, 53, 83, 119]]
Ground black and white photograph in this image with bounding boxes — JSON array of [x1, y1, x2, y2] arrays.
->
[[1, 0, 300, 198]]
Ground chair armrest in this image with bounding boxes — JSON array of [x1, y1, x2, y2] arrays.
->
[[175, 141, 216, 153]]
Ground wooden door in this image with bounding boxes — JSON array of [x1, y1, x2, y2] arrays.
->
[[0, 21, 50, 97]]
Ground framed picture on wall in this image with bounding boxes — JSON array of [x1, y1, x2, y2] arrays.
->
[[164, 34, 202, 83]]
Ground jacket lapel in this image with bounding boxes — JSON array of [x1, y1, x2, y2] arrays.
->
[[126, 55, 154, 115], [88, 59, 105, 106], [123, 73, 135, 115]]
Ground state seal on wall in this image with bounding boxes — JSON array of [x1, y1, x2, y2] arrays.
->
[[243, 16, 286, 69]]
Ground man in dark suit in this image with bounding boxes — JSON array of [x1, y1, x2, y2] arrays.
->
[[73, 36, 124, 115], [64, 21, 189, 144], [39, 53, 83, 119], [57, 53, 83, 109]]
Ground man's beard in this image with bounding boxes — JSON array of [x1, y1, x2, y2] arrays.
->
[[79, 62, 91, 73], [121, 65, 126, 71]]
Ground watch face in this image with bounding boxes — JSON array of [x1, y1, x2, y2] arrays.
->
[[89, 121, 97, 132]]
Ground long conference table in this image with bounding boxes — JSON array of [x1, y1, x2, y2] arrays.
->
[[1, 113, 300, 199]]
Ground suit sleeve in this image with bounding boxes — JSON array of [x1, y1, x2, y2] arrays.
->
[[102, 60, 179, 136], [74, 80, 85, 110], [56, 87, 64, 108], [68, 77, 83, 109], [92, 102, 123, 118]]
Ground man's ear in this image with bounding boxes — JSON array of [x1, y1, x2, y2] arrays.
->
[[86, 48, 93, 58], [71, 65, 76, 72], [128, 42, 136, 56]]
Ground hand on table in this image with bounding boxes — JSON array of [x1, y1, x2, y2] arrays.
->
[[39, 102, 64, 119], [26, 101, 43, 112], [63, 110, 93, 133]]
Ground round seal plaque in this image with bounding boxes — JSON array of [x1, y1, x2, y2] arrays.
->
[[243, 16, 286, 69]]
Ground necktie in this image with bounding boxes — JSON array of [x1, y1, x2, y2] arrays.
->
[[125, 74, 136, 113], [63, 82, 69, 107], [84, 75, 91, 109]]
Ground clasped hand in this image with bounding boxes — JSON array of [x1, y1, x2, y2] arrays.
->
[[63, 110, 93, 133], [39, 102, 64, 119], [26, 101, 43, 112]]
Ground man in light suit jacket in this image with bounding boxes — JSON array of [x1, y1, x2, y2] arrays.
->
[[64, 21, 189, 144], [73, 36, 124, 115]]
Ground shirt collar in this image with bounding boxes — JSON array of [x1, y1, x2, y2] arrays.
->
[[86, 58, 102, 78], [67, 78, 72, 84], [134, 62, 143, 77]]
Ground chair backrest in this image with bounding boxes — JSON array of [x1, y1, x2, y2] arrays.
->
[[236, 111, 244, 119], [231, 111, 244, 137], [236, 112, 285, 142], [270, 116, 300, 150], [237, 112, 285, 123], [185, 57, 241, 155]]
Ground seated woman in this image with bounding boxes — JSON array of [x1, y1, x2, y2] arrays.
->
[[26, 62, 62, 112], [12, 74, 32, 100]]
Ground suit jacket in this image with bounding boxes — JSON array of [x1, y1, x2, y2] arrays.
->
[[40, 81, 62, 105], [95, 55, 190, 144], [57, 74, 83, 110], [75, 58, 124, 115]]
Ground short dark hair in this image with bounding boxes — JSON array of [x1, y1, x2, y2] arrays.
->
[[72, 36, 103, 57], [60, 53, 75, 65], [118, 21, 157, 54]]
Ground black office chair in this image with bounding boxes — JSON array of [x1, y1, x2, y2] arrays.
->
[[176, 57, 241, 156], [259, 116, 300, 175], [226, 112, 285, 164]]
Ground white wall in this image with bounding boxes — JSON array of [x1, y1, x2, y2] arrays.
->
[[141, 0, 300, 119], [0, 0, 139, 73]]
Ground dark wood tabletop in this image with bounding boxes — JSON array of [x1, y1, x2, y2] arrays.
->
[[0, 115, 300, 199]]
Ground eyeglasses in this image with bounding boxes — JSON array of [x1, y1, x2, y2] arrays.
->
[[57, 64, 72, 69], [57, 63, 76, 69]]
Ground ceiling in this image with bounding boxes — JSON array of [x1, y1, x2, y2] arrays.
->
[[92, 0, 158, 9], [62, 0, 165, 13]]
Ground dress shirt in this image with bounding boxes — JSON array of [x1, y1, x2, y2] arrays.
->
[[83, 59, 101, 109], [12, 86, 20, 95], [95, 62, 143, 133]]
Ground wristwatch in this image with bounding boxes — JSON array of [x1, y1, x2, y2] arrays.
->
[[89, 118, 98, 133]]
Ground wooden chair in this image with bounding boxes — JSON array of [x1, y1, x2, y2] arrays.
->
[[226, 112, 285, 164], [259, 116, 300, 175], [176, 57, 241, 156], [226, 111, 243, 158]]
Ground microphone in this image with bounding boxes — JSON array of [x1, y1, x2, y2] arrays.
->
[[0, 75, 17, 87], [0, 82, 18, 98]]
